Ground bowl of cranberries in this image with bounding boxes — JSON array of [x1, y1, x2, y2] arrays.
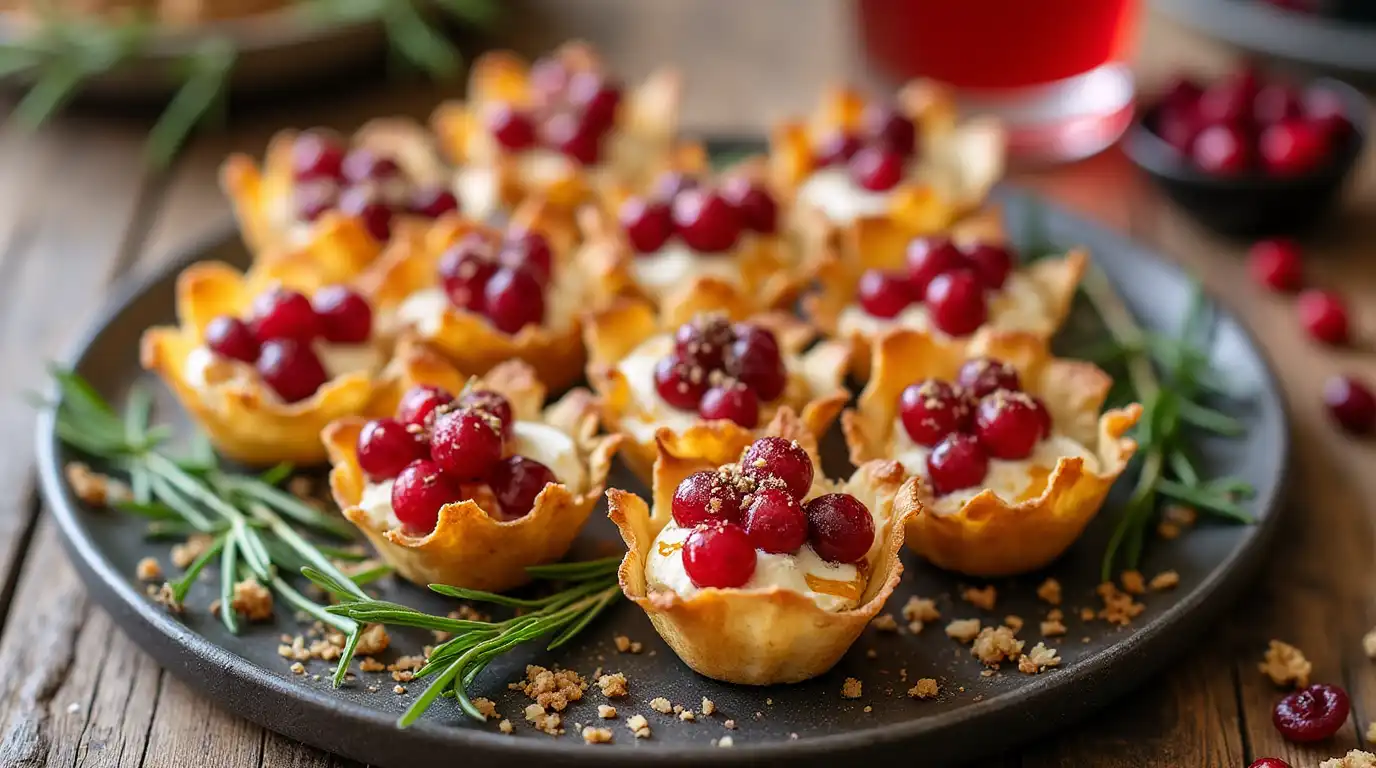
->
[[1125, 70, 1366, 237]]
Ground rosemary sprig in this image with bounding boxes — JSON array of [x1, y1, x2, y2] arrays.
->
[[305, 555, 623, 726], [47, 368, 386, 686]]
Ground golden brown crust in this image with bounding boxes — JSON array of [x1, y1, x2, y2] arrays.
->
[[842, 329, 1142, 576]]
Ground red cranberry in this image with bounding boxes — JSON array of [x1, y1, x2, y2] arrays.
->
[[804, 493, 874, 564], [653, 354, 708, 411], [487, 104, 537, 151], [429, 407, 503, 481], [489, 455, 557, 520], [619, 197, 673, 254], [1155, 107, 1203, 156], [956, 357, 1022, 398], [527, 56, 569, 104], [482, 267, 546, 334], [1247, 760, 1292, 768], [814, 131, 862, 167], [1323, 375, 1376, 435], [1197, 71, 1258, 125], [390, 459, 462, 535], [357, 418, 425, 481], [857, 269, 915, 319], [672, 471, 745, 527], [672, 189, 742, 253], [848, 145, 904, 191], [292, 131, 346, 182], [927, 433, 989, 495], [205, 316, 260, 363], [1254, 83, 1303, 126], [457, 389, 513, 440], [721, 177, 779, 234], [498, 230, 553, 285], [1304, 87, 1353, 141], [863, 103, 917, 156], [740, 436, 814, 500], [674, 314, 734, 372], [438, 236, 497, 312], [906, 237, 967, 295], [336, 186, 394, 241], [964, 242, 1015, 290], [698, 384, 760, 428], [1259, 119, 1329, 177], [410, 186, 459, 219], [743, 488, 808, 554], [682, 521, 756, 589], [924, 269, 988, 337], [1297, 289, 1350, 345], [1248, 238, 1303, 292], [899, 379, 968, 447], [341, 149, 400, 185], [651, 171, 698, 202], [568, 71, 622, 133], [974, 391, 1044, 460], [1029, 395, 1053, 439], [250, 288, 322, 344], [294, 183, 338, 222], [1159, 76, 1203, 114], [256, 339, 328, 403], [312, 286, 372, 344], [1192, 124, 1251, 176], [396, 385, 454, 432], [542, 110, 601, 165], [1272, 683, 1350, 743], [726, 324, 787, 402]]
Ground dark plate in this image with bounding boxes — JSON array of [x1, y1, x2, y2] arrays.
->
[[35, 189, 1288, 767]]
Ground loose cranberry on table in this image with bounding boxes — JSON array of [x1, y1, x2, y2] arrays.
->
[[672, 470, 744, 527], [1296, 289, 1350, 345], [1247, 238, 1303, 292], [390, 459, 463, 535], [1247, 760, 1291, 768], [256, 339, 328, 404], [803, 493, 874, 564], [1272, 683, 1350, 742], [682, 521, 757, 588], [356, 418, 426, 481], [488, 455, 557, 520], [1323, 375, 1376, 435], [741, 436, 814, 499], [744, 488, 809, 554]]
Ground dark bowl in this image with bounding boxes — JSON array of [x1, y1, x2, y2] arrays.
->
[[1123, 76, 1368, 238]]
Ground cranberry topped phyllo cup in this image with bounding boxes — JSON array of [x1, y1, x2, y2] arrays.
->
[[583, 294, 849, 482], [140, 261, 388, 465], [222, 119, 459, 260], [362, 206, 593, 391], [771, 81, 1004, 271], [608, 409, 918, 684], [323, 361, 620, 591], [430, 42, 680, 235], [843, 330, 1143, 577]]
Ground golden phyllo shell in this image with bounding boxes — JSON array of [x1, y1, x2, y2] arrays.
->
[[843, 329, 1143, 576], [772, 80, 1005, 271], [140, 260, 386, 466], [222, 118, 452, 258], [430, 41, 681, 228], [608, 409, 918, 685], [324, 359, 621, 592], [583, 293, 849, 481]]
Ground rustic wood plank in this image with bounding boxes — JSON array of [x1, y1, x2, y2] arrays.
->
[[139, 677, 263, 768], [72, 619, 163, 768], [260, 731, 366, 768]]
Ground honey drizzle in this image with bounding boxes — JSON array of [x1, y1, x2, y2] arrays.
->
[[804, 573, 863, 601], [657, 540, 683, 556]]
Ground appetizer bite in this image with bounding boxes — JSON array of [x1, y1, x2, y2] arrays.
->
[[843, 330, 1142, 576], [609, 410, 917, 684], [140, 261, 388, 465], [583, 290, 849, 481], [324, 359, 619, 592]]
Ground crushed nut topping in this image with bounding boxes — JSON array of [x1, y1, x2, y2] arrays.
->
[[613, 635, 643, 654], [679, 710, 696, 722], [945, 619, 982, 644], [596, 672, 627, 698], [498, 719, 514, 734], [717, 736, 734, 748], [1149, 571, 1180, 591], [473, 698, 498, 720], [841, 677, 863, 699], [649, 697, 672, 714], [597, 704, 617, 719], [582, 726, 613, 744], [359, 657, 386, 673], [871, 614, 899, 632], [1040, 620, 1067, 638], [1003, 615, 1024, 632], [701, 697, 716, 716], [626, 714, 651, 738], [171, 534, 215, 569], [524, 703, 563, 735], [1258, 640, 1312, 689], [135, 557, 162, 581], [511, 665, 586, 711], [971, 626, 1025, 667], [908, 678, 939, 699], [356, 624, 390, 656], [65, 462, 131, 507], [1120, 570, 1146, 595], [1018, 643, 1061, 674], [231, 579, 273, 622], [1036, 578, 1062, 605], [1321, 751, 1376, 768], [962, 586, 997, 611], [1096, 582, 1145, 626]]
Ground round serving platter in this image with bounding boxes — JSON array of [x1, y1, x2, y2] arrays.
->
[[36, 188, 1289, 767]]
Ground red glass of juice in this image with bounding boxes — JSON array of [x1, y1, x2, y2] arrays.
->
[[858, 0, 1142, 163]]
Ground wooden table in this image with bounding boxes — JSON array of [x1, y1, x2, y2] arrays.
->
[[0, 4, 1373, 766]]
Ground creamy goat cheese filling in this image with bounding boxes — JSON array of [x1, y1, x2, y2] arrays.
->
[[629, 242, 742, 298]]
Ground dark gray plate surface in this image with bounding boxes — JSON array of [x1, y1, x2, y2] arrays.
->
[[35, 190, 1289, 767]]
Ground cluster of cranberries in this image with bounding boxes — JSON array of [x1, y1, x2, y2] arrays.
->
[[356, 384, 556, 533], [290, 131, 459, 242], [899, 358, 1051, 496], [486, 55, 623, 166], [857, 236, 1016, 336], [1245, 238, 1375, 435], [205, 286, 372, 403], [435, 227, 554, 334], [1151, 70, 1353, 177], [670, 437, 875, 589], [618, 171, 778, 256], [652, 315, 787, 429], [811, 101, 918, 192]]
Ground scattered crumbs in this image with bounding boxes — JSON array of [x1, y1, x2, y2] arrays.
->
[[980, 669, 995, 678], [152, 583, 183, 613], [1149, 571, 1180, 591], [613, 635, 643, 654], [842, 677, 863, 699], [717, 736, 734, 748], [1320, 751, 1376, 768], [582, 726, 613, 744], [510, 665, 587, 711], [766, 698, 773, 706], [1082, 637, 1091, 644], [597, 672, 628, 698], [1096, 582, 1144, 626], [724, 719, 737, 729], [66, 703, 80, 714], [1003, 615, 1024, 632], [701, 697, 715, 716], [626, 714, 651, 738], [1041, 620, 1067, 638], [231, 579, 274, 622], [1047, 608, 1064, 622], [971, 626, 1025, 667], [135, 557, 162, 581], [1364, 628, 1376, 659], [899, 668, 908, 681], [393, 685, 407, 695], [359, 657, 386, 673], [366, 685, 378, 693], [355, 624, 390, 656], [871, 613, 899, 632], [65, 462, 130, 507], [1036, 578, 1062, 606], [1079, 607, 1096, 622], [673, 704, 684, 714], [598, 704, 617, 719], [389, 655, 425, 673], [649, 697, 673, 714], [474, 698, 498, 720], [754, 711, 763, 720], [902, 596, 941, 632], [1018, 643, 1061, 674], [1120, 570, 1146, 596], [945, 619, 982, 644], [498, 718, 514, 734], [171, 534, 215, 569], [863, 706, 872, 713], [680, 710, 696, 722], [962, 585, 997, 611], [866, 649, 878, 659], [1157, 521, 1181, 540], [290, 662, 306, 676], [1259, 640, 1312, 689], [908, 678, 939, 700], [525, 703, 563, 736]]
